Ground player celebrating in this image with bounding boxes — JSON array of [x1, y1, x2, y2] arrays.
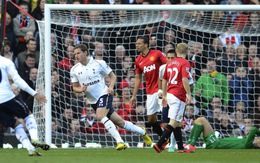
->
[[186, 117, 260, 150], [70, 44, 152, 150], [153, 43, 192, 153], [129, 36, 166, 137], [0, 55, 49, 150]]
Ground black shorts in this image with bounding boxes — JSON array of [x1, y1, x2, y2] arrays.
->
[[161, 105, 170, 123], [0, 110, 16, 128], [91, 94, 114, 119], [0, 97, 30, 119]]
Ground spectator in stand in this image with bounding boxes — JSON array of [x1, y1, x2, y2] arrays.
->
[[18, 53, 37, 81], [211, 11, 228, 31], [191, 42, 208, 81], [129, 76, 146, 105], [194, 59, 229, 112], [5, 12, 17, 52], [59, 106, 74, 134], [52, 119, 60, 136], [31, 0, 45, 21], [17, 38, 39, 69], [1, 40, 16, 63], [209, 107, 222, 127], [20, 67, 38, 111], [119, 69, 144, 91], [218, 113, 240, 137], [120, 86, 136, 121], [114, 56, 134, 89], [51, 70, 67, 119], [110, 45, 126, 70], [243, 11, 260, 34], [248, 43, 259, 70], [208, 37, 224, 60], [236, 44, 249, 68], [31, 0, 46, 49], [244, 117, 254, 130], [219, 22, 241, 49], [135, 104, 147, 125], [138, 22, 163, 51], [230, 101, 246, 134], [69, 119, 83, 134], [58, 45, 75, 102], [182, 104, 196, 134], [13, 1, 36, 51], [248, 57, 260, 109], [81, 10, 109, 48], [58, 45, 75, 72], [207, 96, 226, 117], [216, 43, 241, 75], [163, 29, 176, 50], [92, 41, 110, 63], [82, 105, 97, 128], [229, 66, 253, 110], [162, 43, 174, 55], [15, 30, 35, 57]]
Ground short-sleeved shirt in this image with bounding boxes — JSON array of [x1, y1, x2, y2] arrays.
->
[[135, 50, 166, 95], [163, 57, 190, 102], [70, 57, 111, 104]]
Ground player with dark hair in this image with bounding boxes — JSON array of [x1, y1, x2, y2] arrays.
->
[[70, 44, 152, 150], [186, 117, 260, 150], [129, 36, 166, 137]]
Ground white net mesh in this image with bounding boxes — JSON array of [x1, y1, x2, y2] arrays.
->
[[36, 7, 260, 147]]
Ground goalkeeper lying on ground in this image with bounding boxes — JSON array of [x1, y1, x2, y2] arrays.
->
[[185, 117, 260, 150]]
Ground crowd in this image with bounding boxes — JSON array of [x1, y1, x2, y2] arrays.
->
[[1, 0, 260, 145]]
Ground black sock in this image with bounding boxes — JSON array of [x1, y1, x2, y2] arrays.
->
[[173, 127, 184, 150], [157, 125, 174, 147], [151, 121, 163, 137]]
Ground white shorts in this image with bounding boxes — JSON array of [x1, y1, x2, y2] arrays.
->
[[167, 93, 185, 122], [146, 93, 161, 115]]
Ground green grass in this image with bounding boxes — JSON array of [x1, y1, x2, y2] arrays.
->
[[0, 148, 259, 163]]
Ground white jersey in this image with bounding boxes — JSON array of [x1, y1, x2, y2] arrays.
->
[[159, 64, 194, 85], [70, 57, 112, 104], [0, 56, 36, 103]]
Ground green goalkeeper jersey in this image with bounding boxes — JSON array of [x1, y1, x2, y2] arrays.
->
[[204, 133, 253, 149]]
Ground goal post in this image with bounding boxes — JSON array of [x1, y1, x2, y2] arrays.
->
[[38, 4, 260, 147]]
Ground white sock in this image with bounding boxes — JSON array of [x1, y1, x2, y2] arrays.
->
[[170, 133, 176, 148], [101, 117, 124, 143], [24, 114, 38, 140], [15, 124, 35, 151], [123, 121, 145, 136]]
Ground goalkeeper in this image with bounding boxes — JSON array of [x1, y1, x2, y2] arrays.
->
[[186, 117, 260, 150]]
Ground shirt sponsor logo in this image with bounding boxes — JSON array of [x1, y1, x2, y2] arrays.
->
[[86, 79, 100, 86], [143, 64, 156, 73]]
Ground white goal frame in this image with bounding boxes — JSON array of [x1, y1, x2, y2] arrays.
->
[[43, 4, 259, 145]]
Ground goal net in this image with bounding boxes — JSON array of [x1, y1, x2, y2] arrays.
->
[[35, 4, 260, 148]]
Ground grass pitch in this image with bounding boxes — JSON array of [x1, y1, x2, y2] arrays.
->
[[0, 148, 259, 163]]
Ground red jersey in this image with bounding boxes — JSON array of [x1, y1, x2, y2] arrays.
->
[[163, 57, 190, 102], [135, 50, 166, 94]]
